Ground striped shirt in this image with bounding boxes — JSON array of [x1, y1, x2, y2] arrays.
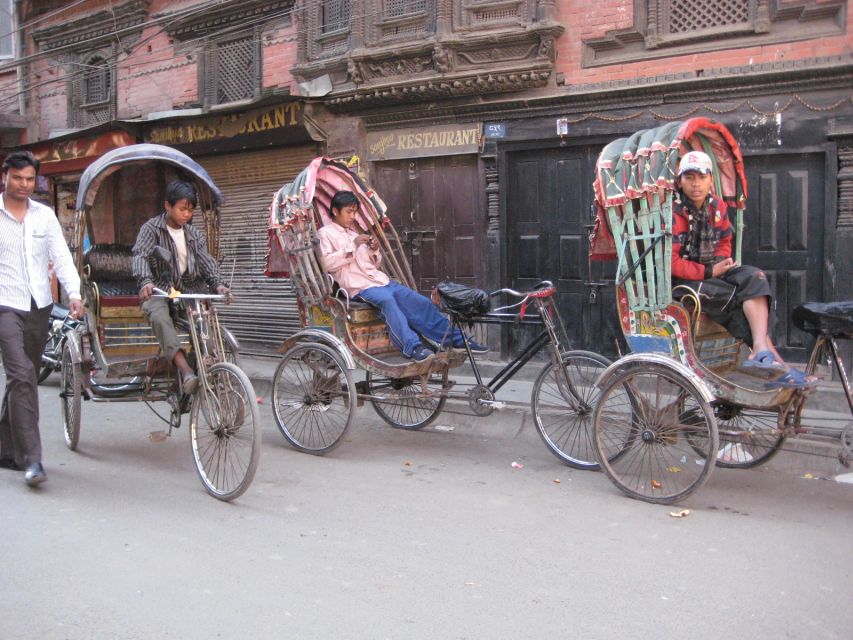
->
[[132, 213, 222, 294], [0, 194, 81, 311]]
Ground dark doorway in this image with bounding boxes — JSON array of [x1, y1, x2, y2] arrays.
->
[[742, 152, 826, 361], [504, 146, 618, 358], [373, 155, 483, 295]]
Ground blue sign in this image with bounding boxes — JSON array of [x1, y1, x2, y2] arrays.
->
[[484, 123, 506, 139]]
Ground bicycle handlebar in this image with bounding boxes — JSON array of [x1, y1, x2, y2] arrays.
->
[[488, 280, 555, 299], [152, 287, 226, 301]]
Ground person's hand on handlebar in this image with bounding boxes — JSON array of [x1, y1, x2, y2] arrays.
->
[[139, 283, 155, 302], [216, 284, 233, 304], [68, 298, 84, 320]]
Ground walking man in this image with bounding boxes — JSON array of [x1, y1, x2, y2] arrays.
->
[[0, 151, 83, 486]]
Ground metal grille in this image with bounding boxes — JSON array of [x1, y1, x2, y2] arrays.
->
[[215, 37, 256, 104], [386, 0, 426, 17], [668, 0, 750, 33], [199, 145, 318, 356], [322, 0, 351, 33], [84, 58, 110, 105]]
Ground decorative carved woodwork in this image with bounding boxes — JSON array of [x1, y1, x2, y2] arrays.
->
[[32, 0, 149, 52], [295, 0, 563, 110]]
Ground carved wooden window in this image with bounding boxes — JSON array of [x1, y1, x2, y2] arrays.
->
[[0, 0, 13, 59], [456, 0, 529, 29], [202, 35, 261, 107], [322, 0, 351, 33], [648, 0, 758, 46], [385, 0, 426, 17], [71, 54, 113, 128]]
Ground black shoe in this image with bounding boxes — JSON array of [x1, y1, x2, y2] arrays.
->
[[181, 373, 199, 396], [0, 458, 22, 471], [456, 339, 489, 354], [24, 463, 47, 487], [410, 345, 435, 363]]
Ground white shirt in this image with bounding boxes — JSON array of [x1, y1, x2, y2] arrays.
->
[[0, 194, 81, 311], [166, 224, 188, 275]]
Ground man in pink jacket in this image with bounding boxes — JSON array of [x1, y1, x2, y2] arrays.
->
[[317, 191, 487, 363]]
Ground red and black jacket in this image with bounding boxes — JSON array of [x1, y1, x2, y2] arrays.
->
[[671, 193, 733, 281]]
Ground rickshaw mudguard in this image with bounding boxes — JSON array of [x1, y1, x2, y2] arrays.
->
[[221, 325, 240, 353], [594, 352, 717, 405], [276, 328, 357, 370], [64, 328, 84, 366]]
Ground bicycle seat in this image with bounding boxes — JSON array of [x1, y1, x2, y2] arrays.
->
[[792, 301, 853, 338]]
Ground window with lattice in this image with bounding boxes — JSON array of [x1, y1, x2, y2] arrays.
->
[[70, 54, 113, 128], [322, 0, 351, 33], [203, 35, 261, 107], [385, 0, 426, 17], [83, 57, 111, 106], [650, 0, 757, 45]]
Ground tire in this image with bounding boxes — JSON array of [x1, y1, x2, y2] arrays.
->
[[594, 364, 718, 504], [60, 343, 82, 451], [271, 342, 356, 454], [712, 404, 786, 469], [365, 370, 447, 430], [190, 362, 261, 501], [531, 351, 611, 470]]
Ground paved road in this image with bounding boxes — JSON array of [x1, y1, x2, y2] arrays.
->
[[1, 372, 851, 639]]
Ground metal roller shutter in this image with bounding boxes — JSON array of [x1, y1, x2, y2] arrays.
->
[[198, 145, 318, 355]]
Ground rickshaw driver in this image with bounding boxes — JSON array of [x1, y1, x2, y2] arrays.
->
[[133, 180, 231, 395], [671, 150, 814, 388], [318, 190, 488, 363]]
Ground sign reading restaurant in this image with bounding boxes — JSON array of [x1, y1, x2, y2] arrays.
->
[[146, 102, 306, 152], [367, 123, 481, 161]]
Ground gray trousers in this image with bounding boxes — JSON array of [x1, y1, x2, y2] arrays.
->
[[142, 297, 183, 362], [0, 300, 52, 467]]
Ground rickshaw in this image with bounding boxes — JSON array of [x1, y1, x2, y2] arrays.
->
[[587, 118, 844, 504], [61, 143, 261, 501], [264, 157, 610, 463]]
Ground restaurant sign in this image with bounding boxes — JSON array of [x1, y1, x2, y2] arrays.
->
[[367, 123, 481, 161], [146, 102, 305, 153]]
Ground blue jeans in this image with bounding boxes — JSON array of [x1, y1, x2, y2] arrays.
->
[[356, 281, 465, 357]]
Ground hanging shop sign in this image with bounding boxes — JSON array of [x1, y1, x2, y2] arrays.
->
[[145, 102, 313, 154], [367, 123, 481, 161]]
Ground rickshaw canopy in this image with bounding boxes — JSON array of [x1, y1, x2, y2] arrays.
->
[[75, 143, 222, 211], [590, 118, 747, 261], [266, 156, 389, 278]]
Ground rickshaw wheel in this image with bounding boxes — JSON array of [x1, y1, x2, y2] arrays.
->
[[60, 343, 82, 451], [365, 369, 447, 430], [190, 362, 261, 501], [684, 403, 786, 469], [531, 350, 611, 470], [594, 365, 718, 504], [272, 342, 356, 454]]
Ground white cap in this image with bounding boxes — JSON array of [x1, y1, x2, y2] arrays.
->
[[678, 151, 713, 176]]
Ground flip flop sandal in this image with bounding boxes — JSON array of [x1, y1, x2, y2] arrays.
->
[[764, 367, 819, 390], [741, 350, 788, 374]]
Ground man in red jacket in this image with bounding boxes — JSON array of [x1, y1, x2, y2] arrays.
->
[[671, 150, 813, 386]]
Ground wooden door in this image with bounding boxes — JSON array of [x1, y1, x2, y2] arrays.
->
[[743, 153, 826, 360], [373, 155, 483, 295], [505, 146, 618, 357]]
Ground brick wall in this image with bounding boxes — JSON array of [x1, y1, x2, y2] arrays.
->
[[554, 0, 853, 88]]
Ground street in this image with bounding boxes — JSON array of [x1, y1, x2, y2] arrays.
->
[[2, 370, 852, 640]]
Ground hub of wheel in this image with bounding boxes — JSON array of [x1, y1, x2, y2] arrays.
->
[[467, 384, 495, 416], [641, 429, 656, 443]]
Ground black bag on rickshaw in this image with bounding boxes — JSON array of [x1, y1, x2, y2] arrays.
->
[[433, 281, 490, 318]]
